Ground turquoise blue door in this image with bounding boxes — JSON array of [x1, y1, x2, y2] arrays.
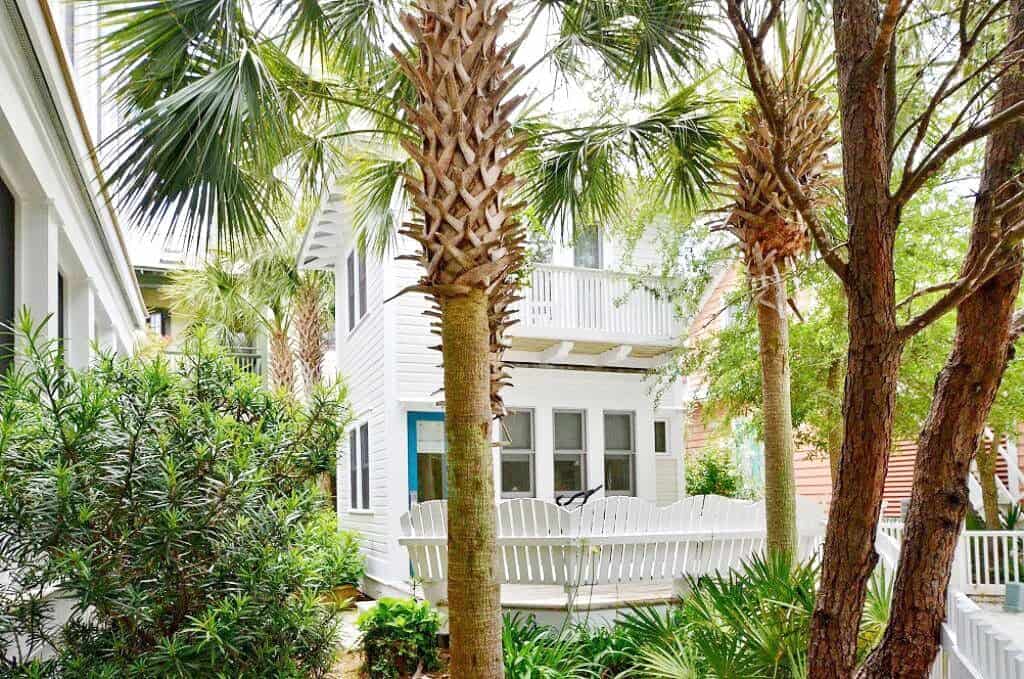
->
[[407, 412, 446, 507]]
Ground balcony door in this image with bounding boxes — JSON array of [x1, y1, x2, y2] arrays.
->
[[0, 178, 13, 375], [573, 227, 607, 330]]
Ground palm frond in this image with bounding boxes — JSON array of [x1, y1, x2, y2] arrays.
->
[[341, 151, 414, 256]]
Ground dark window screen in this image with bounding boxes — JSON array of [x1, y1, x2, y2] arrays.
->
[[0, 178, 14, 375]]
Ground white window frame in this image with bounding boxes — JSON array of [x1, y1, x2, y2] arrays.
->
[[553, 409, 587, 495], [500, 408, 535, 499], [348, 420, 372, 512], [346, 249, 368, 333], [654, 419, 670, 455], [603, 410, 636, 496]]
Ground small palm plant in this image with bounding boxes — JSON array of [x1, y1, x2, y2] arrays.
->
[[717, 15, 837, 557]]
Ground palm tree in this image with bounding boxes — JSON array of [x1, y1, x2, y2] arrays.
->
[[718, 28, 837, 556], [96, 0, 720, 670]]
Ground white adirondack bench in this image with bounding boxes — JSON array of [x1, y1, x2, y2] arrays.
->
[[398, 494, 826, 604]]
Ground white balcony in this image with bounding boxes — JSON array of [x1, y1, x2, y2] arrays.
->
[[507, 265, 682, 363]]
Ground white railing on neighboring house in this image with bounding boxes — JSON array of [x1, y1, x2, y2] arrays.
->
[[516, 265, 681, 342], [398, 494, 826, 604], [877, 522, 1024, 678]]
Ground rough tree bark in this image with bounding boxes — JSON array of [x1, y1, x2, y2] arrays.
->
[[858, 2, 1024, 673], [807, 0, 904, 673], [758, 274, 799, 556], [294, 280, 327, 395], [977, 438, 1003, 530], [268, 328, 296, 393], [442, 290, 504, 677]]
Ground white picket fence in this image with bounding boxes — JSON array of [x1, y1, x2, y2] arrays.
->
[[399, 494, 826, 604], [877, 522, 1024, 678], [881, 520, 1024, 596]]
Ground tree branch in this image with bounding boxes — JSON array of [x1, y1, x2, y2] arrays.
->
[[896, 97, 1024, 205], [867, 0, 907, 83]]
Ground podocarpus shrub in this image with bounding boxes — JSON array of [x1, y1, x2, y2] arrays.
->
[[357, 598, 441, 678], [0, 317, 358, 677]]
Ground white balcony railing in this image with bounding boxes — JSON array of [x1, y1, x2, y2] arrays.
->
[[516, 265, 680, 342]]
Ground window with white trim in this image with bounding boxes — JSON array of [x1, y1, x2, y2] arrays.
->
[[500, 409, 534, 498], [346, 249, 368, 332], [604, 411, 635, 496], [654, 420, 669, 454], [348, 422, 370, 510], [554, 410, 586, 494]]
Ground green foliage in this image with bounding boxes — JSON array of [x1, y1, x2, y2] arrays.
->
[[356, 598, 441, 678], [300, 512, 365, 590], [685, 447, 748, 498], [496, 554, 894, 678], [502, 614, 596, 678], [0, 315, 357, 677]]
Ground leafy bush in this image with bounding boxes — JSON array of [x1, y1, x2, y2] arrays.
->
[[685, 447, 748, 498], [357, 598, 441, 678], [0, 320, 356, 677], [300, 511, 365, 590]]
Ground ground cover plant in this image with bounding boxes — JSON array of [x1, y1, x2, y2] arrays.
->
[[498, 553, 892, 678], [0, 315, 359, 677]]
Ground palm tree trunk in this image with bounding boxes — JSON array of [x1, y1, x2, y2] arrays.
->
[[756, 273, 798, 558], [826, 359, 844, 487], [268, 328, 295, 393], [977, 438, 1003, 530], [442, 289, 503, 677], [294, 281, 326, 394]]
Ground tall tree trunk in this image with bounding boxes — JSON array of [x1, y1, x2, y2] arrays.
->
[[808, 1, 903, 671], [395, 0, 524, 671], [757, 273, 798, 557], [442, 290, 503, 677], [294, 280, 326, 395], [858, 3, 1024, 673], [268, 328, 295, 393], [977, 438, 1003, 530]]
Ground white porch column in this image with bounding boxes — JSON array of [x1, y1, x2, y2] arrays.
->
[[65, 277, 96, 369], [14, 199, 58, 340], [535, 407, 554, 500], [586, 406, 605, 495]]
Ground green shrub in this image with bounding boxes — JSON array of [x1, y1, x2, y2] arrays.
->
[[357, 598, 441, 678], [685, 447, 748, 498], [300, 511, 365, 590], [0, 319, 356, 677]]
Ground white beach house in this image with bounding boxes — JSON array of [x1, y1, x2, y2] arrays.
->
[[299, 192, 689, 596], [1, 0, 147, 365]]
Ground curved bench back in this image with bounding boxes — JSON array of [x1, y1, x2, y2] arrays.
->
[[398, 495, 827, 596]]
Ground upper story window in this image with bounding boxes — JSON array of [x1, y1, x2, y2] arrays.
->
[[604, 411, 636, 496], [654, 420, 669, 454], [348, 421, 371, 510], [554, 410, 586, 495], [500, 409, 535, 498], [346, 249, 367, 332], [573, 227, 603, 269]]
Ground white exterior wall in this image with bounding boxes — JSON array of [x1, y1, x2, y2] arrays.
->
[[0, 0, 145, 357], [327, 229, 688, 590]]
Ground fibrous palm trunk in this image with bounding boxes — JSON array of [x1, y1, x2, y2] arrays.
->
[[757, 273, 798, 557], [723, 85, 834, 560], [294, 280, 327, 394], [858, 3, 1024, 673], [394, 0, 525, 673], [977, 438, 1003, 530], [268, 327, 296, 393]]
